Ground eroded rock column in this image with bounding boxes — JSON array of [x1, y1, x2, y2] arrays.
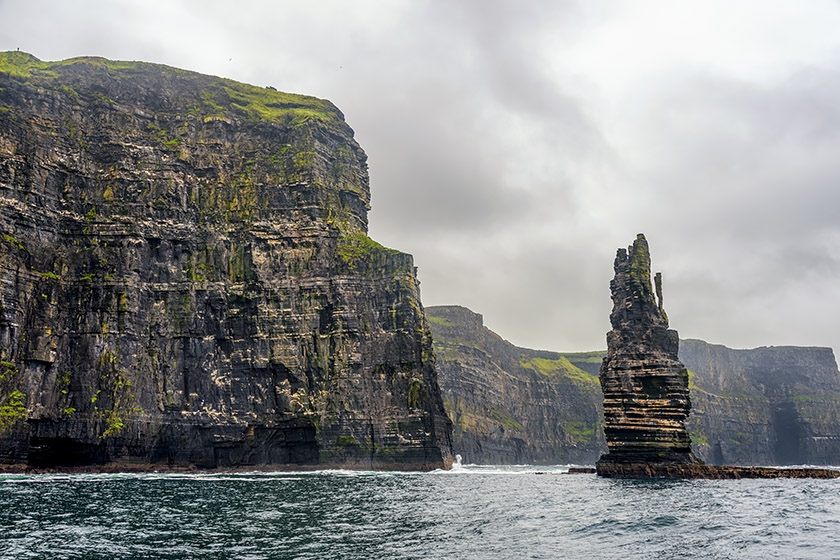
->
[[596, 234, 700, 473]]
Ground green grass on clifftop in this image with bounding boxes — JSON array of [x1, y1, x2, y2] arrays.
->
[[519, 356, 600, 387], [336, 233, 400, 271], [0, 51, 342, 128], [427, 316, 456, 328]]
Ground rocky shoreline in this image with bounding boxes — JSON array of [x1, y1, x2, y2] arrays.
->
[[596, 463, 840, 479]]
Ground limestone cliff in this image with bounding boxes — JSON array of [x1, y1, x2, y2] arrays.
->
[[427, 306, 605, 464], [431, 299, 840, 466], [596, 234, 700, 470], [431, 302, 840, 466], [683, 340, 840, 465], [0, 52, 452, 470]]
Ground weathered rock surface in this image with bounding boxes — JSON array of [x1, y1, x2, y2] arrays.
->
[[0, 52, 452, 470], [683, 340, 840, 466], [430, 303, 840, 467], [428, 305, 605, 464], [595, 463, 839, 479], [596, 234, 700, 471], [596, 234, 840, 479]]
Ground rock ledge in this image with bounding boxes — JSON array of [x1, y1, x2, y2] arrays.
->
[[597, 463, 840, 479]]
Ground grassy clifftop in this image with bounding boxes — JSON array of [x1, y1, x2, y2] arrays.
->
[[0, 51, 343, 128], [0, 50, 372, 233], [0, 52, 452, 470]]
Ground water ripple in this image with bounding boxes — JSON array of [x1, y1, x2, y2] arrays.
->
[[0, 467, 839, 559]]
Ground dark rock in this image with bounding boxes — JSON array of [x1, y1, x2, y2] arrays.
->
[[682, 340, 840, 466], [596, 463, 840, 479], [429, 301, 840, 467], [565, 467, 596, 474], [0, 52, 452, 471], [596, 234, 840, 479], [427, 305, 605, 465], [596, 234, 700, 469]]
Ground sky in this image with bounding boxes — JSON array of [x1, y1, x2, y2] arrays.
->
[[2, 0, 839, 353]]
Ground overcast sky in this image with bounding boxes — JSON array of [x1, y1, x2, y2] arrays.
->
[[3, 0, 839, 353]]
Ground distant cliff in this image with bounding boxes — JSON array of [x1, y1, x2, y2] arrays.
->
[[427, 306, 605, 464], [0, 52, 452, 470], [429, 305, 840, 466], [682, 340, 840, 465]]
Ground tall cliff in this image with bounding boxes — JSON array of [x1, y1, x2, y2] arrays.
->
[[0, 52, 452, 470], [427, 306, 605, 464], [430, 305, 840, 466], [596, 234, 700, 471], [683, 340, 840, 465]]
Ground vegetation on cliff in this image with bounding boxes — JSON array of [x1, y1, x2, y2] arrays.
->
[[430, 303, 840, 467], [0, 51, 343, 128], [682, 340, 840, 465], [427, 305, 605, 465], [597, 234, 700, 472], [0, 52, 452, 470]]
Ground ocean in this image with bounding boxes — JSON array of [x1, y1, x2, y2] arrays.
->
[[1, 464, 838, 559]]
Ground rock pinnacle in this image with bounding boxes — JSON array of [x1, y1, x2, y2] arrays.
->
[[596, 234, 701, 472]]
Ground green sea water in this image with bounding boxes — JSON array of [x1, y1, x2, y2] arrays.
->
[[1, 464, 838, 559]]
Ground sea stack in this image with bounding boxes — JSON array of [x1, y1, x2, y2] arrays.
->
[[596, 234, 701, 475], [594, 234, 840, 479]]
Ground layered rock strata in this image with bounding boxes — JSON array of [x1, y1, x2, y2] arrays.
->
[[683, 341, 840, 466], [596, 234, 840, 479], [596, 234, 700, 473], [427, 305, 605, 464], [0, 52, 452, 470], [429, 303, 840, 467]]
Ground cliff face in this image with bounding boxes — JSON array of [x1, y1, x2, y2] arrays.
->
[[431, 303, 840, 466], [427, 306, 605, 464], [596, 234, 700, 470], [0, 52, 452, 470], [683, 340, 840, 466]]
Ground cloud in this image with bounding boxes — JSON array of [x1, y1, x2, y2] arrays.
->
[[613, 65, 840, 351], [2, 0, 840, 354]]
